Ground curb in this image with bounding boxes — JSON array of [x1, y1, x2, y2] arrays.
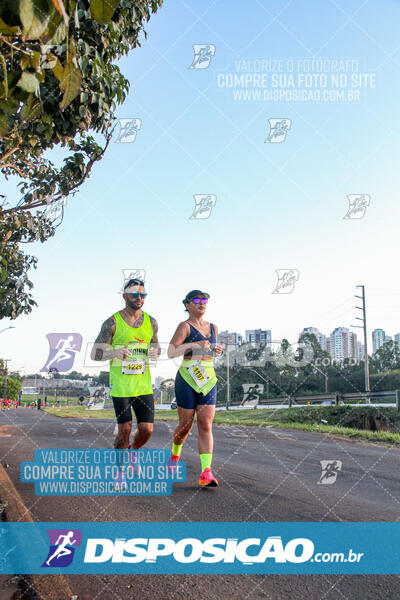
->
[[0, 464, 75, 600]]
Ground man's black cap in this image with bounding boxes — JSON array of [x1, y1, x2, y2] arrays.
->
[[183, 290, 210, 304]]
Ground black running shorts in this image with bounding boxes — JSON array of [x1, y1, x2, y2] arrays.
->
[[112, 394, 154, 424]]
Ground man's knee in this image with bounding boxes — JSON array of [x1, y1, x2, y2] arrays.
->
[[119, 422, 132, 438], [138, 422, 153, 438], [113, 421, 132, 448]]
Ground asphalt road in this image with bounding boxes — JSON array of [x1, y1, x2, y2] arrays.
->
[[0, 408, 399, 600]]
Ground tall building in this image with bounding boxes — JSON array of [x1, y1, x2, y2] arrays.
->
[[395, 333, 400, 349], [245, 329, 271, 346], [154, 376, 164, 388], [372, 329, 385, 354], [357, 341, 365, 362], [328, 327, 358, 362], [217, 330, 243, 348], [301, 327, 327, 352], [349, 331, 359, 361]]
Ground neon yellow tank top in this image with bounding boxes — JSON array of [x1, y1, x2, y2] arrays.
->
[[109, 311, 153, 397]]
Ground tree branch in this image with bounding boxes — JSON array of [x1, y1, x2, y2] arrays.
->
[[0, 162, 24, 176], [1, 130, 113, 215], [0, 35, 34, 57], [0, 146, 20, 164]]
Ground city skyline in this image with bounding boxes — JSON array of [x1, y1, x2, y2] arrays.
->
[[11, 317, 400, 380], [219, 323, 400, 365]]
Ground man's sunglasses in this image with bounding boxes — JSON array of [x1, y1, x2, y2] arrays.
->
[[129, 292, 147, 298], [193, 298, 208, 304]]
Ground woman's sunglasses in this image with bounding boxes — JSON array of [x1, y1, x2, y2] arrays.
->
[[129, 292, 147, 298], [193, 298, 208, 304]]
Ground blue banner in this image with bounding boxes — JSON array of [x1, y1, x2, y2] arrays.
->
[[0, 522, 398, 574]]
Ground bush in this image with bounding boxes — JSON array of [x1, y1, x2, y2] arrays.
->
[[262, 405, 400, 433], [0, 376, 21, 400]]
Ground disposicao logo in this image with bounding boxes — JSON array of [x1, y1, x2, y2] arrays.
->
[[42, 529, 82, 567], [83, 536, 314, 564]]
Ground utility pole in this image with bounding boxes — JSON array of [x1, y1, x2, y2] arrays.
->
[[353, 285, 370, 395], [313, 364, 329, 393], [247, 367, 272, 405], [2, 359, 11, 402]]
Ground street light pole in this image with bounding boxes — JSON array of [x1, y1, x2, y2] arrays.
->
[[226, 344, 231, 410], [0, 327, 15, 335], [246, 367, 273, 404], [2, 359, 11, 402], [312, 364, 329, 393]]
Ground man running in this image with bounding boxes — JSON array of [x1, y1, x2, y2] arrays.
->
[[91, 278, 159, 449]]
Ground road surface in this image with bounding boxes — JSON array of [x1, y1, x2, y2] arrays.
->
[[0, 408, 398, 599]]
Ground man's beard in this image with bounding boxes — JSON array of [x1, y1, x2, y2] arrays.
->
[[126, 298, 143, 310]]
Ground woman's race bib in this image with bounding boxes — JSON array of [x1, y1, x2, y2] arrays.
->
[[121, 358, 146, 375], [187, 361, 210, 389]]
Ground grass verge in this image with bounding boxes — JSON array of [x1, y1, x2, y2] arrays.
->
[[44, 406, 115, 419], [43, 406, 400, 445]]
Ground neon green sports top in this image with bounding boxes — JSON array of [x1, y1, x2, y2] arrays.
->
[[109, 311, 153, 397]]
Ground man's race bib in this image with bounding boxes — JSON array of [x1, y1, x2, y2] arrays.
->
[[188, 361, 210, 389], [121, 358, 146, 375]]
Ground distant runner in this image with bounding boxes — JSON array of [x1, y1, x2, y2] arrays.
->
[[167, 290, 223, 487], [91, 278, 159, 450]]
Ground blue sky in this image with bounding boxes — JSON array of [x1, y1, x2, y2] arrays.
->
[[2, 0, 400, 378]]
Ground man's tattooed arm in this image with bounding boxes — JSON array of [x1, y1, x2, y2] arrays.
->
[[149, 316, 161, 358], [91, 316, 116, 361]]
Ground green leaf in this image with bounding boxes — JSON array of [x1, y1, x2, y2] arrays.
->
[[90, 0, 121, 24], [46, 14, 65, 44], [0, 111, 9, 136], [20, 95, 42, 120], [3, 71, 22, 92], [20, 54, 31, 71], [0, 18, 19, 34], [50, 56, 64, 81], [32, 51, 41, 71], [59, 61, 81, 109], [44, 4, 63, 40], [65, 0, 77, 13], [17, 71, 40, 93], [19, 0, 52, 39]]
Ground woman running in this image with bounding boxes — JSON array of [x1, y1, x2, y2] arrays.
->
[[167, 290, 223, 487]]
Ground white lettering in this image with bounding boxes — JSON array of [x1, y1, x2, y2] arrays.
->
[[84, 539, 114, 563]]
